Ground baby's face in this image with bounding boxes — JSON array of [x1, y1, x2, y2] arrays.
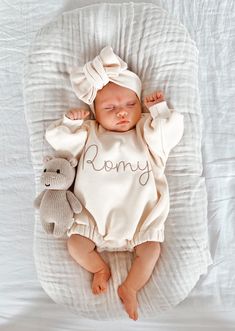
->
[[94, 82, 141, 132]]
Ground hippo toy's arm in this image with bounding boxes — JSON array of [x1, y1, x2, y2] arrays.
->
[[66, 191, 82, 214], [34, 190, 46, 209]]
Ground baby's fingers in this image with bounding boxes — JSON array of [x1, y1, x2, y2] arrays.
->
[[80, 110, 90, 119], [73, 109, 88, 120], [66, 110, 76, 120], [145, 95, 154, 102], [155, 91, 165, 100], [66, 109, 90, 120]]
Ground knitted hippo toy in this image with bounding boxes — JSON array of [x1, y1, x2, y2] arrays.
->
[[34, 152, 82, 238]]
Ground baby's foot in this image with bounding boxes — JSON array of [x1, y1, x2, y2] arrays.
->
[[118, 283, 138, 321], [92, 266, 111, 295]]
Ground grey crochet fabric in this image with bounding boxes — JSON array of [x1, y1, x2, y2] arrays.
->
[[34, 152, 82, 237]]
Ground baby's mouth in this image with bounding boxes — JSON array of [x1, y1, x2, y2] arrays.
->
[[45, 183, 50, 187], [116, 120, 130, 125]]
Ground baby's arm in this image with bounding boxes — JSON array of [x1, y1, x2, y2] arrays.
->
[[45, 108, 90, 158], [143, 91, 184, 163]]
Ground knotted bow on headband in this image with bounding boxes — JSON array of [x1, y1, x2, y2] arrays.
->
[[70, 46, 142, 110]]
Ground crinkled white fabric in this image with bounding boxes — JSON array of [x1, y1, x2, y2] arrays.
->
[[23, 3, 212, 319]]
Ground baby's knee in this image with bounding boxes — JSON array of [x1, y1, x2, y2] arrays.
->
[[67, 234, 95, 258], [146, 241, 161, 255], [149, 241, 161, 257], [135, 241, 161, 257], [67, 235, 79, 257]]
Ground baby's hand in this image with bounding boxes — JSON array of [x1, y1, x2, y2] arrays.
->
[[144, 91, 165, 109], [65, 108, 90, 120]]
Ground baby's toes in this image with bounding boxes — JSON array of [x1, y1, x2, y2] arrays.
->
[[92, 284, 98, 295], [127, 302, 138, 321], [92, 281, 100, 294], [97, 284, 106, 294], [92, 270, 110, 295], [132, 309, 138, 321], [92, 283, 103, 295], [100, 283, 107, 292], [129, 311, 138, 321]]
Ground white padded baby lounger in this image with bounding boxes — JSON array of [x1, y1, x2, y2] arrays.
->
[[24, 3, 212, 319]]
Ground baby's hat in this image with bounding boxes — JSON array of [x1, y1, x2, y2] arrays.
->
[[70, 46, 142, 111]]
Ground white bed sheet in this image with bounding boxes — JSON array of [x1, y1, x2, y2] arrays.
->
[[0, 0, 234, 330]]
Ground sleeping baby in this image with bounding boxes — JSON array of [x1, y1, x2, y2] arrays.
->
[[45, 46, 184, 320]]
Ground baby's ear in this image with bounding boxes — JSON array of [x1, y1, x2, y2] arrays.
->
[[68, 156, 78, 168], [43, 155, 54, 163]]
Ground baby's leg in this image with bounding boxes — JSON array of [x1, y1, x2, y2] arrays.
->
[[118, 241, 161, 320], [67, 234, 111, 295]]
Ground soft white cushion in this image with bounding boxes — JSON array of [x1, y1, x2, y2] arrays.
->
[[24, 3, 212, 319]]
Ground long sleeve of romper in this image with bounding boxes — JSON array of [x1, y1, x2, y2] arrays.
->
[[143, 101, 184, 167], [45, 115, 88, 158]]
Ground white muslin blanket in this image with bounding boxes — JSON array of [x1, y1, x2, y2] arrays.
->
[[24, 3, 212, 319]]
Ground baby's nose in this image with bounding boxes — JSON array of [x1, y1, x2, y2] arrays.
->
[[117, 109, 128, 118]]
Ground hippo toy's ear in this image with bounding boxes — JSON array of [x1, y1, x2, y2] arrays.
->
[[69, 156, 78, 168], [43, 155, 55, 164]]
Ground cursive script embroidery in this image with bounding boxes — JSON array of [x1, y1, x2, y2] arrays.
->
[[81, 144, 152, 186]]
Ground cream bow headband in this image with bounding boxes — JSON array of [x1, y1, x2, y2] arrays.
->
[[70, 46, 142, 111]]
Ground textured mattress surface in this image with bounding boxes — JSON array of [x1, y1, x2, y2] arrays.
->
[[24, 3, 212, 319]]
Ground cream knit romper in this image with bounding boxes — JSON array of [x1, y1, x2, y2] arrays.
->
[[45, 101, 184, 252]]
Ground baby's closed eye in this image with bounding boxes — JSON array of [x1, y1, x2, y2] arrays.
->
[[126, 102, 136, 107], [104, 105, 115, 111]]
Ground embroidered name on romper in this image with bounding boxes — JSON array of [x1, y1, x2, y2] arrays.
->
[[82, 144, 152, 186]]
